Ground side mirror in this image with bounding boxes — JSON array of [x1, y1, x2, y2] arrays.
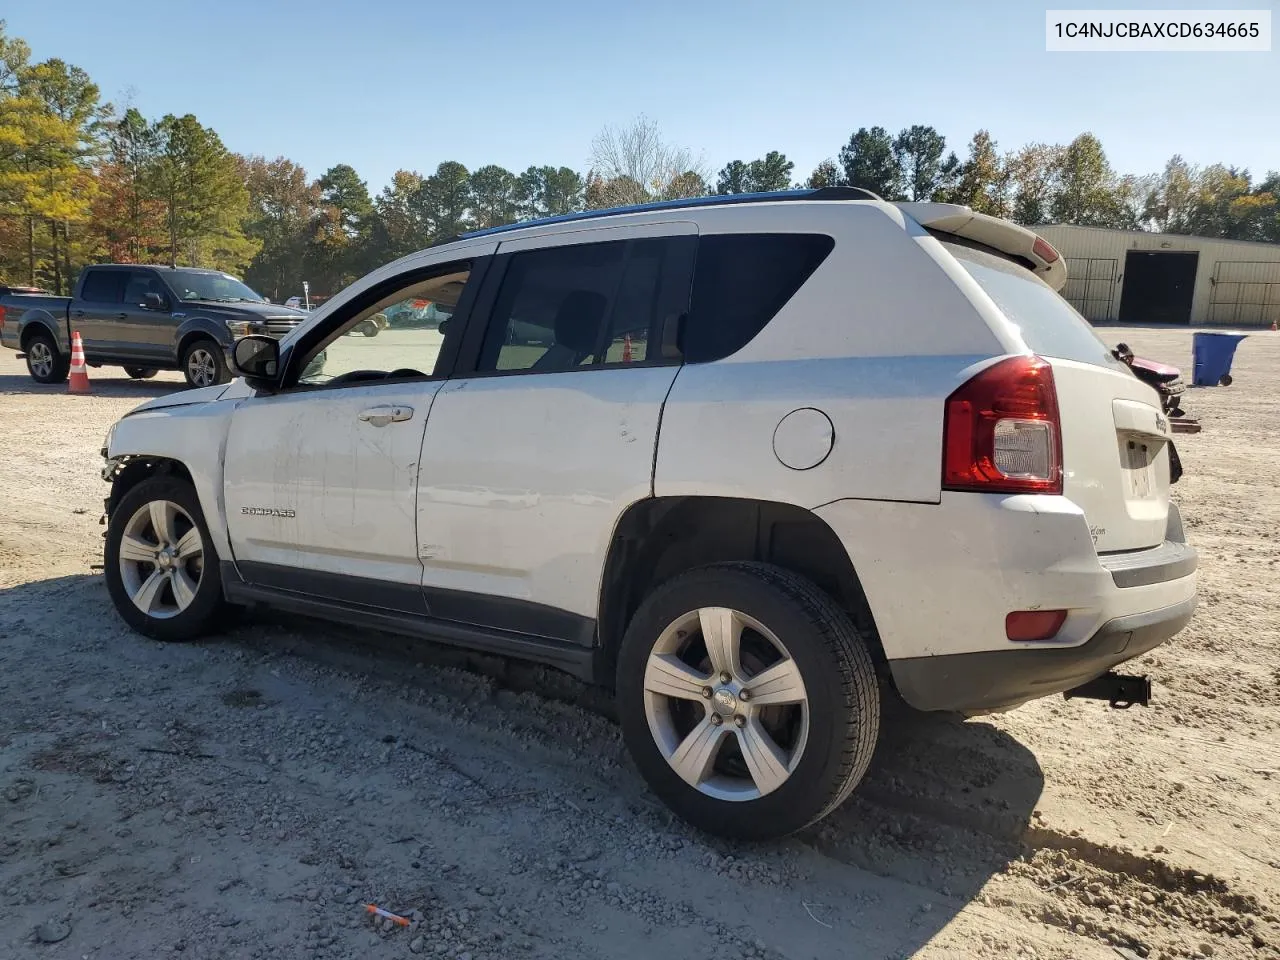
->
[[231, 335, 281, 389], [143, 292, 166, 311]]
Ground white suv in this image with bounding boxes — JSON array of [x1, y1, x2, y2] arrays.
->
[[100, 188, 1197, 840]]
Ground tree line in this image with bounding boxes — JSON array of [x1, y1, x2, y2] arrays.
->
[[2, 22, 1277, 300]]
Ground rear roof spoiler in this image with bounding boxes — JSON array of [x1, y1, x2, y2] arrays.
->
[[894, 202, 1068, 292]]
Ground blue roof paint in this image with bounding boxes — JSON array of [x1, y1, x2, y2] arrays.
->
[[457, 187, 880, 242]]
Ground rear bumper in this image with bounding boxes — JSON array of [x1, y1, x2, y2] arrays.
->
[[813, 493, 1198, 714], [887, 594, 1196, 713]]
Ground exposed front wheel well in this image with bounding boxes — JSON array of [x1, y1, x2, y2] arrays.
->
[[596, 496, 886, 685], [107, 457, 195, 520]]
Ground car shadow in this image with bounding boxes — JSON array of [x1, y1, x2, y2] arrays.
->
[[5, 574, 1046, 958], [0, 372, 187, 397]]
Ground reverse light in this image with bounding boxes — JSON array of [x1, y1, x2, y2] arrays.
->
[[1006, 610, 1068, 642], [943, 355, 1063, 495]]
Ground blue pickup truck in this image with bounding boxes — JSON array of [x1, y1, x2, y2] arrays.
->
[[0, 264, 307, 387]]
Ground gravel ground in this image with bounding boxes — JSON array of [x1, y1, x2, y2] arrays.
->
[[1, 330, 1277, 960]]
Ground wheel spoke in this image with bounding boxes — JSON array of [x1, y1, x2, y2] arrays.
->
[[699, 607, 742, 677], [668, 717, 728, 787], [170, 567, 198, 609], [119, 534, 159, 563], [644, 653, 710, 701], [174, 527, 202, 560], [736, 718, 791, 796], [149, 500, 176, 545], [745, 657, 806, 706], [132, 569, 168, 613]]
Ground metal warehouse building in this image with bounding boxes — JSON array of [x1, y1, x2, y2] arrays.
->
[[1034, 224, 1280, 328]]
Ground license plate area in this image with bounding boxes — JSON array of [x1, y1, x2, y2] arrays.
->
[[1122, 437, 1156, 499]]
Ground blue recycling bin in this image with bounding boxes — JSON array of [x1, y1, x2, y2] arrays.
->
[[1192, 332, 1247, 386]]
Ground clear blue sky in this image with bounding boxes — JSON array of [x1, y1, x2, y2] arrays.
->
[[8, 0, 1276, 193]]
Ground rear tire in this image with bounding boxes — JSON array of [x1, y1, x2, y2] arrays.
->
[[123, 366, 158, 380], [616, 562, 879, 841], [181, 338, 230, 388], [104, 475, 225, 642], [24, 331, 70, 384]]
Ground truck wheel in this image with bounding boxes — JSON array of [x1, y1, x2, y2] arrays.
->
[[182, 338, 230, 388], [615, 562, 879, 841], [104, 475, 225, 642], [24, 331, 70, 384], [123, 366, 158, 380]]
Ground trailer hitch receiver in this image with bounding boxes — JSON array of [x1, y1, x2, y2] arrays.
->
[[1063, 672, 1151, 709]]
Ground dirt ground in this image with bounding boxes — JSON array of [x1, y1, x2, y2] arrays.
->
[[1, 329, 1277, 960]]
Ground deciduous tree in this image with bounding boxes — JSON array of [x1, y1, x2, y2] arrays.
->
[[241, 155, 317, 301], [588, 115, 706, 208]]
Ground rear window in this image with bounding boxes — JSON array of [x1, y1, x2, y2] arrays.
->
[[943, 241, 1123, 369], [685, 233, 834, 363]]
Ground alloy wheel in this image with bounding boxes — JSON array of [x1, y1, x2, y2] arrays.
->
[[117, 499, 205, 619], [28, 341, 53, 379], [187, 348, 216, 387], [642, 607, 809, 801]]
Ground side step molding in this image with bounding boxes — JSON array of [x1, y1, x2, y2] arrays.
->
[[222, 578, 600, 683]]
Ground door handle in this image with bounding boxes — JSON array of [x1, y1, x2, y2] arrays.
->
[[357, 405, 413, 426], [117, 312, 127, 320], [73, 310, 85, 317]]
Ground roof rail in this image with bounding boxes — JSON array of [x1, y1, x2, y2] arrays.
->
[[453, 186, 884, 242]]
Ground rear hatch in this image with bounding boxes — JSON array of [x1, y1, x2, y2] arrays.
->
[[940, 237, 1171, 553]]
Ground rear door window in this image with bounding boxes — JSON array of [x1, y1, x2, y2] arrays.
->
[[943, 241, 1125, 369], [80, 270, 127, 304], [684, 233, 834, 362], [478, 236, 694, 373]]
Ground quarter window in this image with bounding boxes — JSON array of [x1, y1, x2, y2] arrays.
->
[[684, 234, 834, 363]]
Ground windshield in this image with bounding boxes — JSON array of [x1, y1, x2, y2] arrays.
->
[[943, 241, 1126, 369], [170, 270, 265, 303]]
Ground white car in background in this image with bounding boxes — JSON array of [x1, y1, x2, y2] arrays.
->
[[97, 188, 1196, 840]]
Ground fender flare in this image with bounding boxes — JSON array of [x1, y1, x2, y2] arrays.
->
[[17, 313, 66, 354], [174, 316, 232, 361]]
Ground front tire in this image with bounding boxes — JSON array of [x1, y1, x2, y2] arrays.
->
[[182, 338, 230, 388], [104, 476, 225, 642], [24, 331, 70, 384], [123, 366, 158, 380], [616, 562, 879, 841]]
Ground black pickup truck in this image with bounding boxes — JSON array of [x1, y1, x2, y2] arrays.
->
[[0, 264, 307, 387]]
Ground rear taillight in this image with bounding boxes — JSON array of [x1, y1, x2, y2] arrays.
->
[[0, 306, 6, 325], [943, 355, 1063, 495]]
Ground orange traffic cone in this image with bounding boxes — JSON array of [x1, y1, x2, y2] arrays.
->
[[622, 333, 633, 363], [68, 331, 91, 394]]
